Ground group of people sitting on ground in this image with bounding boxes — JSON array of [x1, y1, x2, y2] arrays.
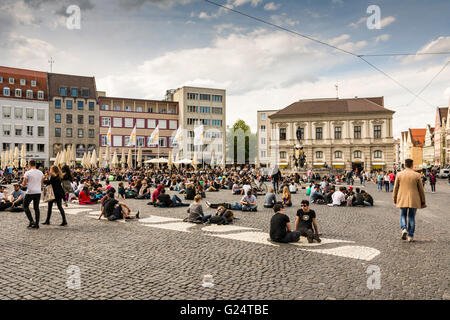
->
[[205, 190, 258, 212], [305, 183, 374, 207]]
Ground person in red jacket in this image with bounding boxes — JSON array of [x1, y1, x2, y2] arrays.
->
[[149, 185, 164, 206], [79, 186, 95, 205]]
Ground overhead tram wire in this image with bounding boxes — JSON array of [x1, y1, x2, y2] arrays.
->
[[203, 0, 447, 108]]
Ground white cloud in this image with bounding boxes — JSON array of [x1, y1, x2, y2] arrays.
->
[[374, 34, 390, 43], [270, 14, 299, 27], [403, 36, 450, 64], [348, 17, 366, 29], [233, 0, 262, 6], [380, 16, 396, 28], [264, 2, 280, 11], [199, 11, 218, 19], [214, 24, 246, 34]]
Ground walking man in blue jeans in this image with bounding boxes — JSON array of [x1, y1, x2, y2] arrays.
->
[[393, 159, 426, 242]]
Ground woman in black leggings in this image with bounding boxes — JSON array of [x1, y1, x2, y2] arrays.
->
[[43, 165, 68, 226]]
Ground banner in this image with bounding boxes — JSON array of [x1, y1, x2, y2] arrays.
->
[[148, 126, 159, 146], [194, 125, 204, 146], [106, 126, 112, 146], [128, 125, 136, 146], [173, 127, 183, 146]]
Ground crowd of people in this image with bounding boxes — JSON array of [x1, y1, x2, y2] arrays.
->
[[0, 158, 437, 242]]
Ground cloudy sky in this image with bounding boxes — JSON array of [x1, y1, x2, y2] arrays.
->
[[1, 0, 449, 137]]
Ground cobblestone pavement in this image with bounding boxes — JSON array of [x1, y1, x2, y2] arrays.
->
[[0, 180, 448, 300]]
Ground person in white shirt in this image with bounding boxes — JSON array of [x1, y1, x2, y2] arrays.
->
[[329, 186, 346, 207], [241, 180, 252, 196], [289, 181, 297, 194], [22, 160, 45, 229]]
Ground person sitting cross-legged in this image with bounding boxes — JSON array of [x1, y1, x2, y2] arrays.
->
[[263, 187, 282, 208], [361, 190, 374, 206], [98, 191, 140, 221], [269, 204, 300, 243], [328, 186, 346, 207], [309, 185, 325, 204], [240, 190, 257, 211], [184, 195, 212, 224], [352, 187, 365, 206], [295, 200, 321, 243]]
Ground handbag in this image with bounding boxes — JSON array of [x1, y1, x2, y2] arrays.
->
[[62, 180, 73, 193], [43, 185, 55, 202]]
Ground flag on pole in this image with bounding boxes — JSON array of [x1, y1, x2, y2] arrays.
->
[[194, 125, 204, 146], [173, 127, 183, 146], [128, 125, 137, 146], [148, 126, 159, 146], [106, 126, 112, 146]]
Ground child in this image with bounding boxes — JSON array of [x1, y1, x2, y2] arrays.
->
[[118, 182, 126, 200]]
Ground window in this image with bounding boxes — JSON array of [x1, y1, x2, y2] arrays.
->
[[187, 93, 198, 100], [124, 136, 130, 146], [114, 105, 121, 111], [334, 126, 342, 139], [334, 151, 342, 159], [199, 106, 210, 113], [260, 113, 266, 120], [3, 125, 11, 136], [279, 128, 286, 140], [187, 118, 198, 125], [158, 120, 167, 129], [37, 109, 45, 121], [137, 136, 145, 147], [125, 105, 132, 112], [124, 118, 134, 128], [202, 119, 210, 126], [200, 94, 211, 101], [147, 119, 156, 129], [15, 125, 22, 136], [78, 115, 84, 124], [147, 107, 154, 113], [374, 125, 382, 138], [66, 128, 73, 137], [3, 87, 10, 96], [212, 107, 222, 114], [26, 126, 33, 136], [15, 88, 22, 97], [113, 136, 123, 147], [60, 87, 67, 96], [89, 101, 95, 111], [66, 114, 72, 124], [136, 106, 143, 112], [26, 90, 33, 99], [31, 80, 37, 87], [38, 126, 45, 137], [188, 105, 197, 113], [81, 88, 89, 97], [25, 143, 33, 152], [71, 88, 78, 97], [55, 113, 61, 123], [169, 120, 177, 130], [260, 125, 266, 132], [261, 137, 266, 144], [159, 107, 166, 113], [77, 101, 84, 110], [9, 78, 14, 84], [316, 127, 323, 140], [101, 135, 107, 146], [212, 120, 222, 127], [102, 104, 109, 110], [261, 151, 266, 158], [14, 107, 22, 119], [354, 126, 361, 139], [102, 117, 111, 127], [20, 79, 26, 85], [0, 76, 2, 83], [2, 143, 10, 151], [89, 115, 95, 125], [159, 137, 167, 147], [26, 108, 34, 120], [37, 144, 44, 152], [66, 100, 73, 109], [354, 150, 362, 159], [37, 91, 44, 100], [212, 95, 223, 102], [280, 151, 287, 159], [136, 119, 145, 128], [55, 99, 61, 109], [374, 150, 383, 159], [315, 151, 323, 159], [78, 129, 84, 138], [2, 106, 11, 119], [89, 129, 95, 138]]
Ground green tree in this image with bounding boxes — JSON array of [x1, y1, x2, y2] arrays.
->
[[226, 120, 257, 165]]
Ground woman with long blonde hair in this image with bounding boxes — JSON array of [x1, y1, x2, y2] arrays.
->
[[281, 186, 292, 207], [43, 165, 67, 226]]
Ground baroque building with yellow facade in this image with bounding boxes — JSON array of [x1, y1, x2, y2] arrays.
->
[[257, 97, 395, 172]]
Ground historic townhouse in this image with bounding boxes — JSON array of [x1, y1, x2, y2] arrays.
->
[[434, 106, 448, 166], [47, 73, 99, 159], [258, 97, 396, 172], [0, 66, 49, 167]]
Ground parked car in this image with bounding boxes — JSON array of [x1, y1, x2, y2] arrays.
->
[[437, 169, 449, 178]]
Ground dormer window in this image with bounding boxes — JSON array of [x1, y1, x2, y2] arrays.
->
[[31, 80, 37, 87], [20, 79, 26, 86], [9, 78, 14, 84]]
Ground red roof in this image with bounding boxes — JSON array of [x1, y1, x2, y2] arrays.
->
[[0, 66, 46, 78], [409, 129, 426, 147]]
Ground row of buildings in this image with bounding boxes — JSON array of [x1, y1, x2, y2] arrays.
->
[[399, 107, 449, 170], [0, 66, 226, 168]]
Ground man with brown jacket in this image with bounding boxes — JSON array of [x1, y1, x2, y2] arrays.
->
[[393, 159, 426, 242]]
